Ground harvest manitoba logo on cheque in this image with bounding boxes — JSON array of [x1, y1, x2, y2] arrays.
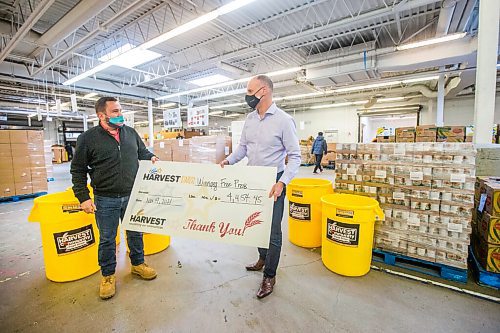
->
[[142, 166, 196, 184], [129, 209, 167, 229], [183, 211, 263, 238]]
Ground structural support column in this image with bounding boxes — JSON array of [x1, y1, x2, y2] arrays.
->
[[436, 72, 445, 126], [83, 114, 88, 131], [473, 0, 500, 144], [148, 99, 154, 150]]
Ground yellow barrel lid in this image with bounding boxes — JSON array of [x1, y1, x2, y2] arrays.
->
[[289, 178, 332, 188]]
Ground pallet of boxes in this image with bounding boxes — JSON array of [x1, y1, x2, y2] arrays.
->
[[321, 143, 337, 169], [153, 135, 231, 164], [335, 142, 476, 276], [471, 176, 500, 287], [300, 137, 314, 165], [0, 130, 48, 199]]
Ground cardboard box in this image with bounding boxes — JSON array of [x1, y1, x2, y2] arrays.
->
[[0, 182, 15, 198], [31, 167, 47, 180], [0, 131, 10, 144], [478, 213, 500, 244], [15, 182, 33, 196], [30, 155, 46, 168], [0, 157, 13, 170], [27, 130, 44, 144], [12, 157, 31, 169], [416, 125, 438, 137], [27, 142, 44, 154], [376, 127, 395, 137], [0, 143, 11, 158], [10, 144, 30, 157], [437, 136, 465, 142], [9, 130, 28, 143], [415, 136, 437, 142], [13, 168, 31, 182], [484, 181, 500, 216], [437, 126, 465, 137], [376, 136, 395, 143], [396, 137, 415, 143], [31, 179, 48, 193], [396, 127, 416, 138], [0, 168, 14, 182], [52, 146, 67, 163], [474, 237, 500, 273]]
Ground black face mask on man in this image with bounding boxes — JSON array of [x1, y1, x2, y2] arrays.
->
[[245, 87, 264, 109]]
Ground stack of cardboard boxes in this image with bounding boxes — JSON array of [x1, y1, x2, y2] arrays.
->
[[321, 143, 337, 167], [395, 127, 416, 143], [473, 177, 500, 273], [0, 130, 48, 198], [299, 139, 314, 164], [376, 127, 395, 143], [152, 135, 231, 164], [465, 125, 499, 143], [335, 142, 476, 269]]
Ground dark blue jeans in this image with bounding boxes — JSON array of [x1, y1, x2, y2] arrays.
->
[[94, 195, 144, 276], [258, 172, 286, 278]]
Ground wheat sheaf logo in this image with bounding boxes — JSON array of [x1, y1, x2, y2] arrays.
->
[[135, 209, 145, 216], [243, 211, 263, 233], [148, 167, 163, 175]]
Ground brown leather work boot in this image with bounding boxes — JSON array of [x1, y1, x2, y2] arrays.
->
[[131, 263, 157, 280], [99, 275, 116, 300], [245, 258, 265, 271], [256, 276, 276, 299]]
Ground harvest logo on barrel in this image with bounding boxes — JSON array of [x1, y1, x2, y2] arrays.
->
[[182, 211, 263, 238], [53, 224, 95, 255], [61, 203, 82, 214], [129, 209, 166, 228], [326, 218, 359, 246], [336, 209, 354, 219], [289, 202, 310, 221]]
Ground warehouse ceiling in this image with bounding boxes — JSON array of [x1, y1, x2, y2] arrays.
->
[[0, 0, 487, 124]]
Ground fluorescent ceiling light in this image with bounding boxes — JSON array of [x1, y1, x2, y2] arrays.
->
[[360, 104, 421, 111], [209, 111, 224, 115], [310, 100, 368, 110], [266, 67, 302, 77], [64, 1, 255, 86], [83, 92, 98, 99], [275, 92, 324, 102], [397, 32, 466, 51], [210, 102, 246, 109], [159, 102, 177, 108], [189, 74, 232, 87]]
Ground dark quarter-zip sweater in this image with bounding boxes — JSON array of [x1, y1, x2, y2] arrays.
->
[[70, 124, 155, 203]]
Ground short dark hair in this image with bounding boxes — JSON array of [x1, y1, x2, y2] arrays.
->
[[318, 131, 323, 136], [95, 96, 117, 114], [255, 75, 273, 91]]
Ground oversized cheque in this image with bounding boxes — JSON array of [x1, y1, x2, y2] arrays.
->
[[123, 161, 277, 248]]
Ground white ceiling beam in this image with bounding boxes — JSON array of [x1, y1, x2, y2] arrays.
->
[[0, 0, 56, 63], [29, 0, 115, 57]]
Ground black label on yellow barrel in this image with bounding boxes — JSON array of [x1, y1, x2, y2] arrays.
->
[[61, 203, 83, 214], [53, 224, 95, 255], [326, 218, 359, 246], [289, 201, 310, 221], [291, 190, 303, 198], [336, 209, 354, 219]]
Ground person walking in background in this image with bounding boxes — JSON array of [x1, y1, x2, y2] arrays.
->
[[220, 75, 301, 299], [311, 131, 327, 174], [71, 96, 159, 300]]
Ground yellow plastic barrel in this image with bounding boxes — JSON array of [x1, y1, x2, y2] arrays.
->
[[28, 191, 100, 282], [320, 193, 384, 276], [287, 178, 334, 248], [126, 233, 171, 255]]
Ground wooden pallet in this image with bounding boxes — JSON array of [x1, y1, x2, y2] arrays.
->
[[468, 248, 499, 290], [0, 192, 47, 203], [372, 249, 468, 283]]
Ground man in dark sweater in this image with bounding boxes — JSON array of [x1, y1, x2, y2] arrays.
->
[[311, 131, 327, 174], [71, 96, 159, 300]]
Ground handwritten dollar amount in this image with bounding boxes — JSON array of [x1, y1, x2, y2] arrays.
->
[[224, 192, 263, 206]]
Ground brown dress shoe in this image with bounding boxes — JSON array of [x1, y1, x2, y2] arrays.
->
[[256, 276, 276, 299], [245, 258, 265, 271]]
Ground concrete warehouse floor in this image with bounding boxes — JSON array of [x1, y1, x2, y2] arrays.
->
[[0, 163, 499, 333]]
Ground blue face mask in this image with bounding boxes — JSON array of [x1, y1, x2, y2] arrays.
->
[[106, 115, 124, 128]]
